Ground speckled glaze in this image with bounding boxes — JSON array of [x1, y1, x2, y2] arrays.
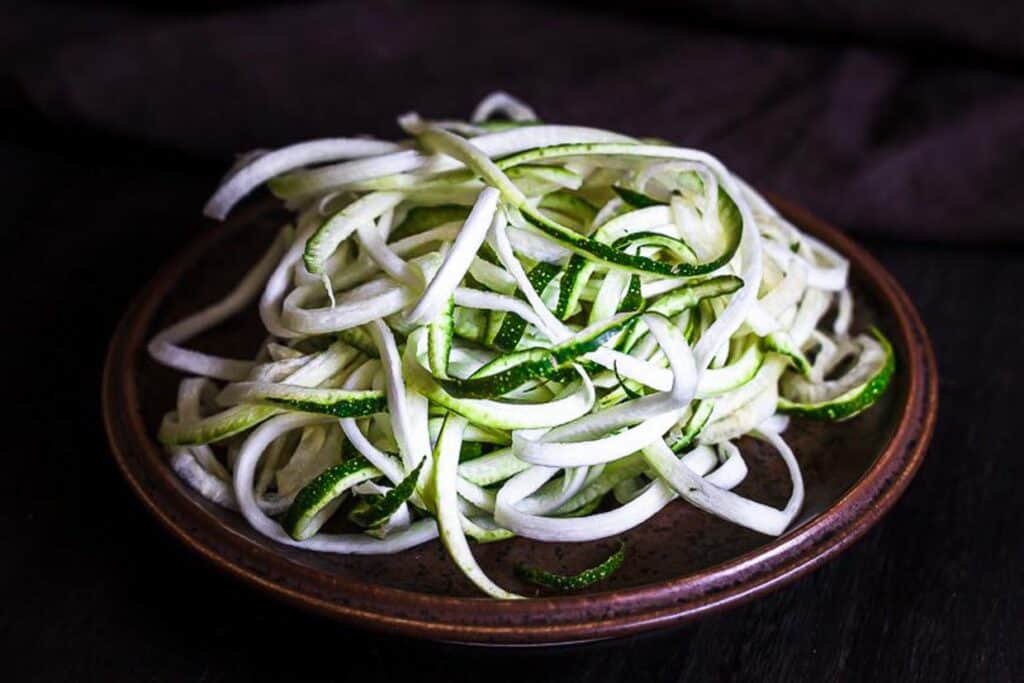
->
[[102, 195, 937, 645]]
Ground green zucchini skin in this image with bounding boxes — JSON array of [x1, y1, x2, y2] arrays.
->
[[491, 262, 561, 351], [428, 296, 455, 377], [763, 332, 812, 377], [515, 542, 626, 591], [612, 231, 698, 264], [337, 327, 378, 357], [618, 275, 743, 351], [618, 275, 643, 313], [554, 254, 592, 320], [441, 314, 637, 399], [521, 189, 741, 278], [441, 352, 558, 399], [263, 394, 387, 418], [348, 461, 424, 529], [612, 185, 664, 208], [283, 455, 380, 540], [669, 400, 714, 453], [777, 328, 895, 421], [159, 405, 278, 446]]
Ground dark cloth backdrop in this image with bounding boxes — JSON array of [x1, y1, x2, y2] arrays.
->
[[2, 2, 1020, 681], [8, 0, 1024, 242]]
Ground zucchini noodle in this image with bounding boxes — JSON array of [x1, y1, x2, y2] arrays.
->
[[150, 93, 894, 598]]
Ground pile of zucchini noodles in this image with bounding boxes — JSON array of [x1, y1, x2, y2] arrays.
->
[[150, 93, 893, 598]]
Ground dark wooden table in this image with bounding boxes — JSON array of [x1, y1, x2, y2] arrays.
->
[[2, 142, 1019, 681]]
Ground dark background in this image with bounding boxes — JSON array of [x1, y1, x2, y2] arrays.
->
[[3, 1, 1021, 680]]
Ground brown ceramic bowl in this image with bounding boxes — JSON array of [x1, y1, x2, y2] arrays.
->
[[102, 194, 936, 645]]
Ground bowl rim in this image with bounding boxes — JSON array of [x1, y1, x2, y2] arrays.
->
[[102, 193, 937, 645]]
